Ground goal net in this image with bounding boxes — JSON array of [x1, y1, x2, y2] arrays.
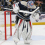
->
[[0, 11, 12, 40]]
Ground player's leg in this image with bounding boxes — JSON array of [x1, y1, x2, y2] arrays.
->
[[24, 21, 32, 44], [13, 16, 20, 44], [13, 27, 19, 44]]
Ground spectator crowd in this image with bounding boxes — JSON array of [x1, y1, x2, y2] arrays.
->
[[0, 0, 45, 12]]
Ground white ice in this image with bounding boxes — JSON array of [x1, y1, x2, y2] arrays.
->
[[0, 25, 45, 45]]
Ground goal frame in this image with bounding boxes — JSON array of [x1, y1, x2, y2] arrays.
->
[[4, 11, 12, 40]]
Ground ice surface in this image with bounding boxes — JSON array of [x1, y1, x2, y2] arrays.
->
[[0, 41, 15, 45], [0, 25, 45, 45], [17, 40, 45, 45]]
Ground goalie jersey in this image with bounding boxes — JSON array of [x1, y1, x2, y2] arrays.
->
[[13, 1, 36, 23]]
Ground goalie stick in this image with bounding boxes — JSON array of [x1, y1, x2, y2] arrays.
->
[[4, 7, 39, 14]]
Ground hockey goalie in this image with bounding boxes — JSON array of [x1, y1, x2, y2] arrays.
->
[[13, 0, 41, 45]]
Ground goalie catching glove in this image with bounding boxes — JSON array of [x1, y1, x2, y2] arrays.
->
[[32, 13, 39, 20]]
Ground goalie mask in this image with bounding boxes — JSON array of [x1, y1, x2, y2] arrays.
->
[[27, 1, 36, 11], [27, 1, 34, 8]]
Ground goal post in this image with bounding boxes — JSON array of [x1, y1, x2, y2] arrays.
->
[[4, 11, 12, 40]]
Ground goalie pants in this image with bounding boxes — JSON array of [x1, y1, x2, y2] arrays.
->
[[16, 16, 19, 24]]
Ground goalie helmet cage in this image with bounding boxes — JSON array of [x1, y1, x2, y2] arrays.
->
[[4, 11, 12, 40]]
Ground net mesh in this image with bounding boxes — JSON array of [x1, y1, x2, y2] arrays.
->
[[0, 11, 12, 40]]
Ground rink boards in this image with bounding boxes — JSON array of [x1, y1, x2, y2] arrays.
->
[[0, 14, 45, 27]]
